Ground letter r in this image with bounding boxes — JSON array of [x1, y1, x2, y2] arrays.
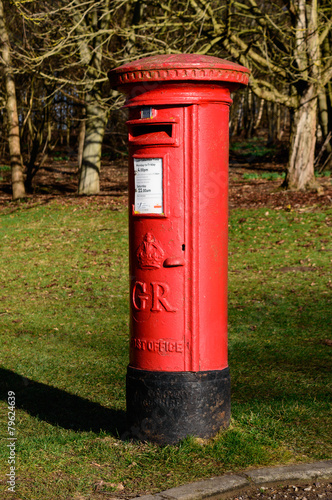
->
[[151, 282, 176, 312]]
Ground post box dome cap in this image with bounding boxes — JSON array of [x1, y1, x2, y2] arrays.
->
[[109, 53, 250, 88]]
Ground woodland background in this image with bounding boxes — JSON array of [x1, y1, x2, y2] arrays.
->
[[0, 0, 331, 200]]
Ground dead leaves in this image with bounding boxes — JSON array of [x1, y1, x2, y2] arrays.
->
[[93, 480, 125, 492]]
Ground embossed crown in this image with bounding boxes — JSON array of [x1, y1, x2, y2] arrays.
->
[[137, 251, 164, 269], [136, 233, 164, 270]]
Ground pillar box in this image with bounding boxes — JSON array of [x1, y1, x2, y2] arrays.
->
[[108, 54, 249, 445]]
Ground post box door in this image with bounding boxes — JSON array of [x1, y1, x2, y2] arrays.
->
[[128, 106, 187, 373], [128, 102, 229, 374]]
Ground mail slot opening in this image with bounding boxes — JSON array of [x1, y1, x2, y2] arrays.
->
[[131, 124, 173, 138]]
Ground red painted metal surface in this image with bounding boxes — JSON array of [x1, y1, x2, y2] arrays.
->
[[109, 55, 249, 373]]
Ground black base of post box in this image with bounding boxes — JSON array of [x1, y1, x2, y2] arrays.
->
[[125, 366, 230, 445]]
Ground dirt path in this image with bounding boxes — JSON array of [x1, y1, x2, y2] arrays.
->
[[228, 481, 332, 500]]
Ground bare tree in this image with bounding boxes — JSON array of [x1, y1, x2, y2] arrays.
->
[[10, 0, 154, 195], [174, 0, 332, 190], [73, 0, 111, 195], [7, 0, 117, 194]]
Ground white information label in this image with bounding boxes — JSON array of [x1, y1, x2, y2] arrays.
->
[[134, 158, 163, 214]]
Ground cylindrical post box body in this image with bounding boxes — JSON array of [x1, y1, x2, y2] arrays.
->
[[109, 55, 249, 444]]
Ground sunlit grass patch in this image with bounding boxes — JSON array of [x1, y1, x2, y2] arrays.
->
[[0, 202, 331, 500]]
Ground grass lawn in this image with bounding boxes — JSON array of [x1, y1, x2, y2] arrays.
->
[[0, 199, 331, 500]]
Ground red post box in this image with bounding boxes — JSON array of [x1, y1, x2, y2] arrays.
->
[[109, 54, 249, 444]]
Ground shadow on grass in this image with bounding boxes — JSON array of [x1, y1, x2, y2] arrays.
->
[[0, 367, 126, 437]]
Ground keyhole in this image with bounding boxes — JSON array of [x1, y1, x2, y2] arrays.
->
[[182, 244, 185, 251]]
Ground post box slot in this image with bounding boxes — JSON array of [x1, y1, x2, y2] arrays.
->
[[128, 122, 178, 145], [131, 124, 173, 138]]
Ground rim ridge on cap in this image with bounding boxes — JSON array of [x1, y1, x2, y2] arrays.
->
[[109, 54, 250, 88]]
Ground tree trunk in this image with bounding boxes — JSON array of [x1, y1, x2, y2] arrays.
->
[[283, 86, 319, 191], [267, 102, 277, 144], [77, 112, 86, 171], [0, 0, 26, 200], [78, 92, 107, 195], [283, 0, 321, 191], [253, 98, 264, 130], [318, 87, 330, 144], [317, 87, 332, 169]]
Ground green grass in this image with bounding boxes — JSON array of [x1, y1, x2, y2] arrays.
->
[[230, 137, 276, 158], [53, 154, 70, 161], [0, 165, 11, 181], [0, 201, 331, 500], [242, 170, 331, 182], [242, 172, 285, 181], [316, 170, 331, 178]]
